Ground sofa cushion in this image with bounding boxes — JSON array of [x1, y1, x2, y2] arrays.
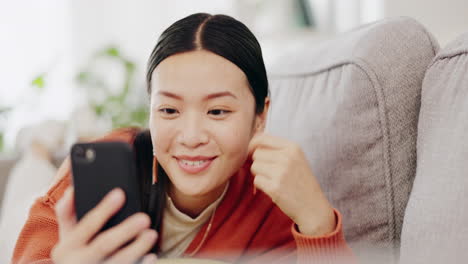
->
[[400, 32, 468, 263], [266, 17, 438, 263]]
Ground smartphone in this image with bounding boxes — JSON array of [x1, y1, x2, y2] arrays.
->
[[70, 141, 142, 232]]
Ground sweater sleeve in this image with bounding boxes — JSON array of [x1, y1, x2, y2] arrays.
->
[[291, 208, 357, 264], [242, 203, 357, 264], [11, 172, 71, 264]]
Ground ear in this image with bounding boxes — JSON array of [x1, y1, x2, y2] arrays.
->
[[253, 97, 270, 134]]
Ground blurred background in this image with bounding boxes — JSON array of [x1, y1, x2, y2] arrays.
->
[[1, 0, 468, 155]]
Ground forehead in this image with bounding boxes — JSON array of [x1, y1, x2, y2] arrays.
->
[[151, 50, 250, 97]]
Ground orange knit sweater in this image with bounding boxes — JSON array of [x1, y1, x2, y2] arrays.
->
[[12, 128, 356, 264]]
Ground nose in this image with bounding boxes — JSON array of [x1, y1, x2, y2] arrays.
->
[[175, 113, 209, 148]]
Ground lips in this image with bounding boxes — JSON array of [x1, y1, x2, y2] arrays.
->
[[174, 155, 217, 174]]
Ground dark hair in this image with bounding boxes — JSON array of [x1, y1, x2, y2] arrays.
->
[[141, 13, 269, 253], [146, 13, 269, 114]]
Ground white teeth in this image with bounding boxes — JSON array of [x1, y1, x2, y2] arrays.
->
[[180, 159, 208, 167]]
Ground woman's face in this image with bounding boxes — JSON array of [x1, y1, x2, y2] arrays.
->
[[149, 50, 268, 199]]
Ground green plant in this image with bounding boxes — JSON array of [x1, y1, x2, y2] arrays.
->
[[31, 74, 47, 90], [0, 73, 44, 153], [76, 46, 149, 129], [0, 46, 147, 153]]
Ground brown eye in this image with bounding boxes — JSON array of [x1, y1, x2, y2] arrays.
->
[[208, 109, 231, 116], [159, 108, 178, 115]]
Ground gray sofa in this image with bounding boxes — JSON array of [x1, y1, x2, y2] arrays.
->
[[0, 154, 63, 215], [266, 17, 467, 264], [1, 17, 467, 264], [0, 156, 17, 211], [399, 32, 468, 264]]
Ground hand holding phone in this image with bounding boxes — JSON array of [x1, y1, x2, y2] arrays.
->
[[52, 186, 158, 264], [49, 141, 158, 263]]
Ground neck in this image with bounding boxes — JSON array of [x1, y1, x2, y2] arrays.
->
[[168, 182, 228, 218]]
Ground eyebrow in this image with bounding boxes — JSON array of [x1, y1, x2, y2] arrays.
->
[[157, 91, 238, 100]]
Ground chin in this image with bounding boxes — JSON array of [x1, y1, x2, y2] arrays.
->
[[171, 176, 220, 197], [165, 166, 212, 193]]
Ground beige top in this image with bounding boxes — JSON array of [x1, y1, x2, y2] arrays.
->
[[160, 183, 229, 258]]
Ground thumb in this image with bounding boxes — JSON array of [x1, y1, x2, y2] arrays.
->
[[55, 186, 77, 241]]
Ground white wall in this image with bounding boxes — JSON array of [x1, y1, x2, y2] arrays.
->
[[0, 0, 75, 151], [70, 0, 236, 92], [383, 0, 468, 45], [321, 0, 468, 45]]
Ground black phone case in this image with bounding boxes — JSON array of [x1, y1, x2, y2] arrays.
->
[[70, 141, 141, 232]]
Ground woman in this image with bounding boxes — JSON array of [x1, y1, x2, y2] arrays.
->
[[13, 13, 355, 264]]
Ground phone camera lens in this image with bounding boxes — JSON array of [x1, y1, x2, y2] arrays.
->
[[85, 149, 96, 162]]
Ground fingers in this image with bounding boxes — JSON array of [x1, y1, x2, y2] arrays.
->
[[87, 213, 153, 261], [71, 188, 126, 246], [141, 253, 158, 264], [103, 229, 158, 264], [247, 133, 290, 158], [55, 186, 77, 240], [251, 147, 281, 164], [253, 174, 275, 198], [250, 160, 279, 179]]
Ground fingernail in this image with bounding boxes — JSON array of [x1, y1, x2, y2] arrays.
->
[[144, 229, 158, 241], [108, 188, 124, 202], [134, 213, 150, 227], [142, 253, 157, 264]]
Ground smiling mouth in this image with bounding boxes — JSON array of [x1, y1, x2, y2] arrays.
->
[[174, 156, 217, 174], [179, 159, 210, 166]]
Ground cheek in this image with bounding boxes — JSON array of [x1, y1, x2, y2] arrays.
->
[[215, 116, 254, 158], [149, 115, 175, 156]]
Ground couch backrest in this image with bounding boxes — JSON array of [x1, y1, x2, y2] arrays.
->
[[0, 157, 18, 212], [266, 17, 438, 263], [0, 154, 64, 215], [400, 32, 468, 264]]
